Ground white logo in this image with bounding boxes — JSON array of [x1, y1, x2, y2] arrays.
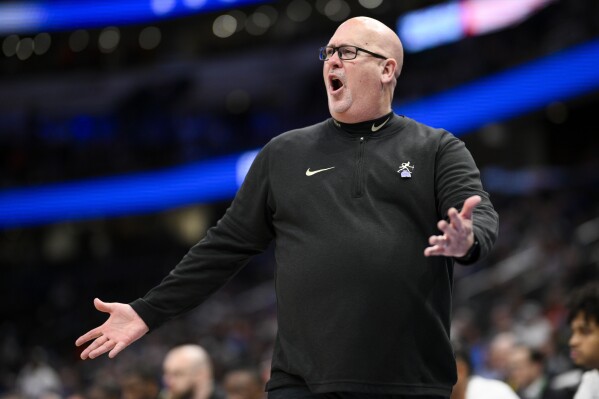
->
[[397, 162, 414, 178], [306, 167, 335, 176], [371, 116, 391, 132]]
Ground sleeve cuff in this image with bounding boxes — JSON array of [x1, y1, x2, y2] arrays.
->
[[129, 298, 165, 331], [454, 235, 480, 265]]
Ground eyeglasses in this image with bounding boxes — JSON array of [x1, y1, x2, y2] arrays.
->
[[319, 45, 387, 61]]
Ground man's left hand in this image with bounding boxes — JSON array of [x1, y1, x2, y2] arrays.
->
[[424, 195, 481, 258]]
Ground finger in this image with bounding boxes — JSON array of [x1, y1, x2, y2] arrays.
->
[[75, 327, 102, 346], [448, 208, 463, 232], [93, 298, 112, 314], [460, 195, 481, 220], [88, 339, 116, 359], [438, 220, 458, 241], [424, 244, 446, 257], [80, 335, 108, 359], [437, 220, 449, 233], [109, 342, 128, 359], [429, 235, 447, 246]]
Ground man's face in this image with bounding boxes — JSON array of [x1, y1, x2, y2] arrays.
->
[[223, 371, 264, 399], [507, 348, 542, 390], [322, 21, 386, 122], [121, 375, 159, 399], [569, 312, 599, 369], [163, 358, 196, 399]]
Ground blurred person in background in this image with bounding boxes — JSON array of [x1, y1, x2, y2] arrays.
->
[[567, 282, 599, 399], [507, 345, 572, 399], [76, 16, 498, 399], [86, 381, 120, 399], [120, 364, 161, 399], [222, 367, 265, 399], [452, 344, 519, 399], [15, 347, 62, 399], [162, 345, 224, 399], [482, 332, 517, 380]]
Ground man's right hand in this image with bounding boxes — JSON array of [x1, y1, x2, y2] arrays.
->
[[75, 298, 149, 359]]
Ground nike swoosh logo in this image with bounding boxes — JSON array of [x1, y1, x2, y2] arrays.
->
[[371, 116, 391, 132], [306, 167, 335, 176]]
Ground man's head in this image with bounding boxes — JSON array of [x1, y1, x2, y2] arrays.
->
[[163, 344, 214, 399], [120, 365, 160, 399], [487, 332, 516, 379], [507, 345, 545, 391], [222, 368, 264, 399], [568, 282, 599, 369], [322, 16, 403, 123]]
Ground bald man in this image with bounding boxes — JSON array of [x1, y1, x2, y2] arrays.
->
[[162, 345, 223, 399], [77, 16, 498, 399]]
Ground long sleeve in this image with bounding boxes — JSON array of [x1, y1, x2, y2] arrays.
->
[[130, 145, 275, 329], [434, 132, 499, 264]]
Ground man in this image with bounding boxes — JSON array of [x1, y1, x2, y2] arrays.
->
[[568, 282, 599, 399], [76, 16, 498, 398], [222, 367, 265, 399], [121, 364, 161, 399], [162, 345, 223, 399], [451, 345, 519, 399], [507, 345, 568, 399]]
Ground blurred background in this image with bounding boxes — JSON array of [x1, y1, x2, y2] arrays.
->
[[1, 0, 599, 397]]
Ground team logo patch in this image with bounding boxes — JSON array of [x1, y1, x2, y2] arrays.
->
[[397, 162, 414, 179]]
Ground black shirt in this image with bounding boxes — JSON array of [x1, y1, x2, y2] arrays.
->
[[131, 114, 499, 397]]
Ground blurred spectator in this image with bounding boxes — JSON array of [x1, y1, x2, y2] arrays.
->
[[513, 302, 552, 351], [120, 364, 161, 399], [221, 367, 265, 399], [567, 282, 599, 399], [15, 347, 62, 399], [452, 344, 520, 399], [162, 345, 224, 399], [483, 332, 517, 380], [507, 345, 571, 399], [86, 381, 120, 399]]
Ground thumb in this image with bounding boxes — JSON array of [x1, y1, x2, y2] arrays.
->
[[93, 298, 111, 314], [460, 195, 481, 220]]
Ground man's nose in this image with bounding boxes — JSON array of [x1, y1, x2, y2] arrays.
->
[[327, 50, 343, 67], [569, 333, 578, 347]]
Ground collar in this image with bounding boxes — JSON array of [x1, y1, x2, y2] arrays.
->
[[329, 112, 407, 138]]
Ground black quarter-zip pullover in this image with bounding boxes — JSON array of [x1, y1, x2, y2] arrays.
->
[[131, 113, 498, 397]]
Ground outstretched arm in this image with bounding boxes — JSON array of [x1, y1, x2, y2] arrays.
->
[[424, 195, 480, 258], [75, 298, 149, 359]]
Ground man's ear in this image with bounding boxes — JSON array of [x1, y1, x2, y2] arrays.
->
[[381, 58, 397, 83]]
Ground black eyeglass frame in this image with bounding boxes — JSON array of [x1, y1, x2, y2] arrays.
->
[[319, 45, 388, 61]]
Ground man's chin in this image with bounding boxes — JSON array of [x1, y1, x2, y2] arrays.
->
[[328, 97, 352, 115]]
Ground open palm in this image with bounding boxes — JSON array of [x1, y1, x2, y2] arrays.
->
[[75, 298, 149, 359]]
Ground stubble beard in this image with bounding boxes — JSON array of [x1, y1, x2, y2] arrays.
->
[[328, 89, 353, 115]]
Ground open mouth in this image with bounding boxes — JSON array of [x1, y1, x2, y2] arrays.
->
[[330, 76, 344, 92]]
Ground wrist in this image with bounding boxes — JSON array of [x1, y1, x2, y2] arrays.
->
[[456, 236, 480, 263]]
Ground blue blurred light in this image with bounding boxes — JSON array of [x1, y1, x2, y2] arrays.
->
[[398, 2, 463, 53], [0, 153, 242, 228], [2, 38, 599, 228], [395, 39, 599, 134], [0, 0, 269, 34]]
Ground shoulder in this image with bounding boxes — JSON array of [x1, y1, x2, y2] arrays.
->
[[401, 116, 456, 141], [393, 116, 462, 154], [467, 376, 519, 399], [578, 369, 599, 390], [266, 119, 330, 150]]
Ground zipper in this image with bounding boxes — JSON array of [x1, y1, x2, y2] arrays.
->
[[352, 136, 366, 198]]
